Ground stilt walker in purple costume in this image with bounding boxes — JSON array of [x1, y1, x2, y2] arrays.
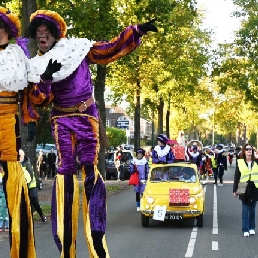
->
[[129, 148, 149, 211], [26, 10, 158, 258]]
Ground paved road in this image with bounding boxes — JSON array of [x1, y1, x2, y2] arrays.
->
[[1, 161, 258, 257]]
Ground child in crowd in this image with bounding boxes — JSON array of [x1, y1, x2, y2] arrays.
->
[[0, 164, 9, 232], [129, 148, 149, 211]]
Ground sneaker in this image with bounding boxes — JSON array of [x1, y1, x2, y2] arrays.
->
[[218, 183, 223, 186], [117, 179, 121, 182], [213, 182, 217, 184], [4, 228, 9, 232], [249, 230, 255, 235], [41, 215, 47, 223], [136, 207, 141, 211], [244, 232, 249, 237]]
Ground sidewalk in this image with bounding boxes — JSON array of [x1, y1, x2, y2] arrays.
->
[[38, 174, 129, 205]]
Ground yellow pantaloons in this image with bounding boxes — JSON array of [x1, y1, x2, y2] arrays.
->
[[0, 108, 36, 258]]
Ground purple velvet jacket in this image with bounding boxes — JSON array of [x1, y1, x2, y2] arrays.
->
[[25, 25, 143, 120]]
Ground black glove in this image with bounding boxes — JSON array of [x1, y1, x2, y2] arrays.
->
[[138, 18, 158, 33], [41, 58, 62, 80], [27, 122, 36, 142]]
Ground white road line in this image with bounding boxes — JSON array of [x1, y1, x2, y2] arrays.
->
[[185, 185, 207, 257], [212, 241, 219, 250], [212, 184, 218, 235]]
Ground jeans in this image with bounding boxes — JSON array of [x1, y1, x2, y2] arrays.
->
[[0, 219, 9, 228], [242, 201, 257, 232]]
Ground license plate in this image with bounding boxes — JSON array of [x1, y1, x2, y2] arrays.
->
[[165, 214, 183, 220]]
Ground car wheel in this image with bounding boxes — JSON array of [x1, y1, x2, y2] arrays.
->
[[141, 213, 149, 227], [196, 213, 203, 227]]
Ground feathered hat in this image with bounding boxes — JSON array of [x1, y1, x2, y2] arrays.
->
[[30, 10, 67, 39], [0, 7, 21, 38], [157, 134, 169, 144]]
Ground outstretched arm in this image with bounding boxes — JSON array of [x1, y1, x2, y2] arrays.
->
[[87, 19, 158, 65]]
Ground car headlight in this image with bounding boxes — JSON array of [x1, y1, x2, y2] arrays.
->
[[146, 197, 155, 204], [189, 197, 196, 204]]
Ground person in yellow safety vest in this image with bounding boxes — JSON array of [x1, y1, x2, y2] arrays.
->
[[210, 151, 218, 185], [233, 144, 258, 237], [19, 149, 47, 223]]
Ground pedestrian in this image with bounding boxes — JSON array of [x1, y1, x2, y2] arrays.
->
[[210, 151, 219, 184], [47, 147, 57, 178], [186, 145, 201, 169], [129, 148, 149, 211], [0, 164, 9, 232], [228, 148, 234, 167], [0, 7, 37, 257], [19, 149, 47, 223], [27, 9, 157, 257], [152, 134, 175, 164], [215, 144, 227, 186], [37, 150, 47, 179], [115, 153, 121, 182], [233, 144, 258, 237]]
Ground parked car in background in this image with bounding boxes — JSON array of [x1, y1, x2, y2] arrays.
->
[[105, 150, 134, 180], [36, 144, 57, 155]]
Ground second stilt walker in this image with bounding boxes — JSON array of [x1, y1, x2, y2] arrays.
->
[[27, 10, 158, 258]]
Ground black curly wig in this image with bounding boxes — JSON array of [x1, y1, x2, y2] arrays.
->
[[29, 18, 60, 39], [0, 17, 13, 40]]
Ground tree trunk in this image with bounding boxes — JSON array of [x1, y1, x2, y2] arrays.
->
[[94, 64, 107, 179], [134, 80, 141, 151], [157, 98, 164, 134]]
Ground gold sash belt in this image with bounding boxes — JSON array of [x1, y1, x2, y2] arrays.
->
[[0, 97, 17, 104], [53, 96, 95, 113]]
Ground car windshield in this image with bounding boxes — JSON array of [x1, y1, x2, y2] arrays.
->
[[150, 166, 197, 183]]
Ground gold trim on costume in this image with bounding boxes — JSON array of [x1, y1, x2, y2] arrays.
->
[[53, 104, 79, 113], [0, 97, 17, 103]]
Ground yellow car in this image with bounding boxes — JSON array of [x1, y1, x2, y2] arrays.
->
[[141, 162, 205, 227]]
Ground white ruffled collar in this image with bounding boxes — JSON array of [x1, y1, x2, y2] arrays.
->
[[28, 38, 94, 83], [190, 152, 200, 157], [0, 44, 28, 91], [154, 145, 171, 157], [132, 157, 147, 165]]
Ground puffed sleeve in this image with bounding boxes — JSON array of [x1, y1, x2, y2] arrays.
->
[[87, 25, 143, 65]]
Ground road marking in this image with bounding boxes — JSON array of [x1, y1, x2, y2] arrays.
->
[[185, 225, 197, 258], [212, 184, 218, 235], [185, 185, 207, 257], [212, 241, 219, 250]]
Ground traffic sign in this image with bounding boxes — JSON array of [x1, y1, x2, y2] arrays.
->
[[116, 116, 129, 128]]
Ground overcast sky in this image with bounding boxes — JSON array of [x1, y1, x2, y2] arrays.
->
[[197, 0, 242, 44]]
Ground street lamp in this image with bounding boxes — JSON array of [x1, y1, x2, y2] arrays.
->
[[209, 108, 215, 145], [212, 110, 215, 145]]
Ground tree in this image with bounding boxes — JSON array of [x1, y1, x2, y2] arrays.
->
[[107, 0, 211, 143], [106, 127, 127, 149]]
